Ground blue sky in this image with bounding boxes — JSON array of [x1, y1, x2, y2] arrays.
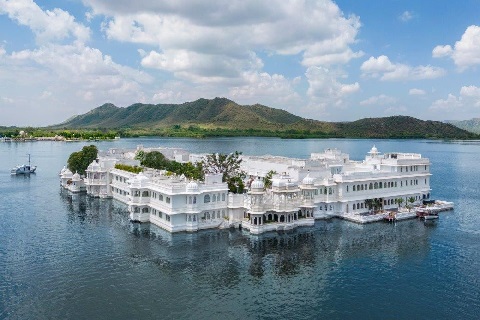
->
[[1, 0, 480, 126]]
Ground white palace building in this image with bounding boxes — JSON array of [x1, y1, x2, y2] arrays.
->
[[60, 146, 432, 234]]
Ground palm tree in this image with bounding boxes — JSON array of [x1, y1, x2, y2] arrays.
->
[[263, 170, 276, 190], [373, 198, 383, 213], [395, 197, 404, 208], [405, 196, 416, 211], [364, 199, 374, 213]]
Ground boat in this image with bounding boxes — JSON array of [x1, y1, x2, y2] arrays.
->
[[11, 154, 37, 174], [423, 215, 439, 221]]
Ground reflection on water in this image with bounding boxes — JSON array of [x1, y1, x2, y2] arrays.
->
[[64, 190, 432, 283]]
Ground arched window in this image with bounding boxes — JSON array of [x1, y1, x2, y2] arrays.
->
[[374, 182, 378, 189], [142, 207, 149, 213], [212, 194, 216, 202], [193, 196, 197, 204], [369, 183, 373, 190], [204, 194, 210, 203], [361, 185, 364, 191], [353, 185, 356, 191], [142, 190, 149, 197], [189, 196, 192, 204], [346, 185, 349, 192]]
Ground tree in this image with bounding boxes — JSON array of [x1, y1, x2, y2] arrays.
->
[[202, 151, 246, 193], [373, 198, 383, 213], [134, 150, 145, 162], [408, 197, 415, 206], [395, 197, 404, 208], [405, 197, 416, 211], [135, 150, 203, 180], [178, 162, 203, 181], [140, 151, 169, 169], [263, 170, 276, 190], [67, 145, 98, 175], [364, 199, 374, 213]]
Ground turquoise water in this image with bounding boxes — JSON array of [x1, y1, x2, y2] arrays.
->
[[1, 138, 479, 319]]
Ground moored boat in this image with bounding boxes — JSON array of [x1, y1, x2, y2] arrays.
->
[[11, 154, 36, 174]]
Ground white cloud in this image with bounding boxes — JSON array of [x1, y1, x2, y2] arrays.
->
[[0, 0, 90, 44], [361, 55, 445, 80], [433, 25, 480, 70], [460, 85, 480, 106], [141, 49, 263, 84], [460, 85, 480, 98], [1, 96, 15, 103], [430, 85, 480, 114], [306, 66, 359, 109], [229, 72, 301, 107], [152, 90, 182, 103], [384, 105, 407, 115], [86, 0, 363, 83], [430, 94, 462, 111], [432, 45, 452, 58], [39, 90, 52, 99], [399, 11, 413, 22], [360, 94, 396, 106], [0, 42, 153, 125], [409, 88, 426, 95]]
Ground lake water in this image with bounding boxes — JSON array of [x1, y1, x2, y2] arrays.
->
[[1, 138, 479, 319]]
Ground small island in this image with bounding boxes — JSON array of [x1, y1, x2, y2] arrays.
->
[[60, 144, 453, 234]]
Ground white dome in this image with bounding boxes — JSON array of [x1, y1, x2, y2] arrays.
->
[[286, 180, 297, 188], [302, 174, 315, 185], [72, 172, 81, 181], [87, 160, 100, 171], [62, 169, 73, 178], [251, 178, 264, 190], [186, 181, 199, 192], [272, 179, 286, 188], [369, 145, 379, 154], [130, 172, 149, 187]]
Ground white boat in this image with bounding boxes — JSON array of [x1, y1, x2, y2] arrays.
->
[[423, 215, 439, 220], [11, 154, 37, 174]]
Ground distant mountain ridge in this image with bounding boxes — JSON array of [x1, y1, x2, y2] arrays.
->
[[51, 97, 477, 139], [445, 118, 480, 134]]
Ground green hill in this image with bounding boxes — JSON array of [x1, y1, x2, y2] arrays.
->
[[446, 118, 480, 134], [49, 98, 477, 139]]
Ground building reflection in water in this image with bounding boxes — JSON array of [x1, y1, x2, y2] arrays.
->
[[63, 190, 433, 284]]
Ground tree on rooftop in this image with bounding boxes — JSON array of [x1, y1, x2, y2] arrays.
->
[[136, 150, 203, 180], [263, 170, 276, 190], [202, 151, 246, 193], [140, 151, 169, 170], [67, 145, 98, 175]]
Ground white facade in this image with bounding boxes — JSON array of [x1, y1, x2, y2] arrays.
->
[[61, 145, 432, 234]]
